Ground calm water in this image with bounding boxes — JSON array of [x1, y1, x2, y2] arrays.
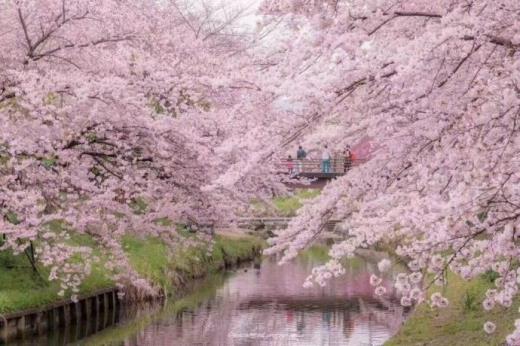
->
[[20, 251, 408, 346]]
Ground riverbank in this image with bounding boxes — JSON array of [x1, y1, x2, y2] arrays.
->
[[72, 244, 402, 345], [251, 189, 320, 217], [386, 271, 520, 346], [0, 233, 263, 316]]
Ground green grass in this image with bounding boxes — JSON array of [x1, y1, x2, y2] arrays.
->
[[273, 189, 320, 216], [122, 235, 171, 289], [250, 189, 320, 216], [270, 189, 320, 216], [0, 232, 113, 314], [0, 231, 262, 315], [386, 271, 520, 346]]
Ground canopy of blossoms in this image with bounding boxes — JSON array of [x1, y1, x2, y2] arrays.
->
[[1, 0, 520, 342], [256, 0, 520, 343]]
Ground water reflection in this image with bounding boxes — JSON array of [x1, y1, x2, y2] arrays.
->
[[13, 251, 407, 345], [94, 253, 408, 346]]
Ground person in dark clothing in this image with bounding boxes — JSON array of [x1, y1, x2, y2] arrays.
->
[[343, 146, 352, 172], [296, 146, 307, 173]]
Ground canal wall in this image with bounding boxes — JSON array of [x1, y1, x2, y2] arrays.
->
[[1, 288, 119, 344], [0, 234, 263, 344]]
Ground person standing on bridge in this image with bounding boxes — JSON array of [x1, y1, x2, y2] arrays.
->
[[296, 145, 307, 173], [344, 145, 352, 172], [321, 145, 331, 173], [286, 155, 295, 175]]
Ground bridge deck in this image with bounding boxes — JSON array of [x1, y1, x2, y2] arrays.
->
[[235, 217, 342, 233], [277, 158, 366, 181], [296, 172, 345, 179]]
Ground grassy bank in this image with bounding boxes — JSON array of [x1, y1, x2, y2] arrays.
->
[[0, 233, 263, 315], [386, 271, 520, 346], [251, 189, 320, 217]]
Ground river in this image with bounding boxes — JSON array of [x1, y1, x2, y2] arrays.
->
[[22, 249, 408, 346]]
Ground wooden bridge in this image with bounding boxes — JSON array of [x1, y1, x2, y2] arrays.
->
[[277, 157, 365, 181], [188, 217, 343, 236], [235, 217, 342, 234]]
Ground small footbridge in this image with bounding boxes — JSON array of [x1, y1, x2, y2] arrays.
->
[[234, 217, 342, 233], [277, 158, 366, 188], [187, 217, 343, 237]]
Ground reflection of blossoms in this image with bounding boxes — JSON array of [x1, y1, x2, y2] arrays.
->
[[375, 286, 386, 296], [303, 280, 313, 289], [370, 274, 382, 287]]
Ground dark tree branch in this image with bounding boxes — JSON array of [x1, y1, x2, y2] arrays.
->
[[369, 11, 442, 36], [438, 42, 481, 88]]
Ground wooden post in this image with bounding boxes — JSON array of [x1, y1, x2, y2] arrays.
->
[[112, 291, 117, 310], [111, 291, 117, 324], [73, 305, 81, 341], [57, 305, 65, 327], [95, 294, 101, 332], [47, 309, 55, 331], [74, 302, 81, 324], [85, 297, 92, 336], [16, 316, 25, 338], [1, 320, 7, 345], [103, 293, 109, 328], [34, 312, 44, 336], [62, 307, 72, 345], [63, 304, 71, 327]]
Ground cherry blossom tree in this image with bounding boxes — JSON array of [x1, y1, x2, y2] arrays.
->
[[257, 0, 520, 343], [2, 0, 520, 342], [0, 0, 277, 299]]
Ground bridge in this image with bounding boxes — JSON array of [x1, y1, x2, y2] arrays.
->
[[277, 158, 366, 185], [186, 156, 368, 233], [186, 217, 343, 237], [234, 217, 341, 233]]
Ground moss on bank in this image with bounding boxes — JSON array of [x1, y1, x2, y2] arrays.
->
[[0, 233, 263, 315], [386, 271, 520, 346]]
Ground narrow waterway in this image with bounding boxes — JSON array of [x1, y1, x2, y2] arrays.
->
[[22, 250, 409, 346]]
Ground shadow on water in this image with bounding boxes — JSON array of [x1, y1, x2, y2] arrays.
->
[[13, 249, 410, 346]]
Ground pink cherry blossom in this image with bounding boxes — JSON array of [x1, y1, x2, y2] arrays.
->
[[484, 321, 497, 334], [369, 274, 382, 287], [377, 258, 391, 272]]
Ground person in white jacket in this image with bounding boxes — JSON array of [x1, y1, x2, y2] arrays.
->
[[321, 145, 331, 173]]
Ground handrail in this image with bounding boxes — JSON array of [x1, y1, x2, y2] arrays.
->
[[277, 157, 367, 174]]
